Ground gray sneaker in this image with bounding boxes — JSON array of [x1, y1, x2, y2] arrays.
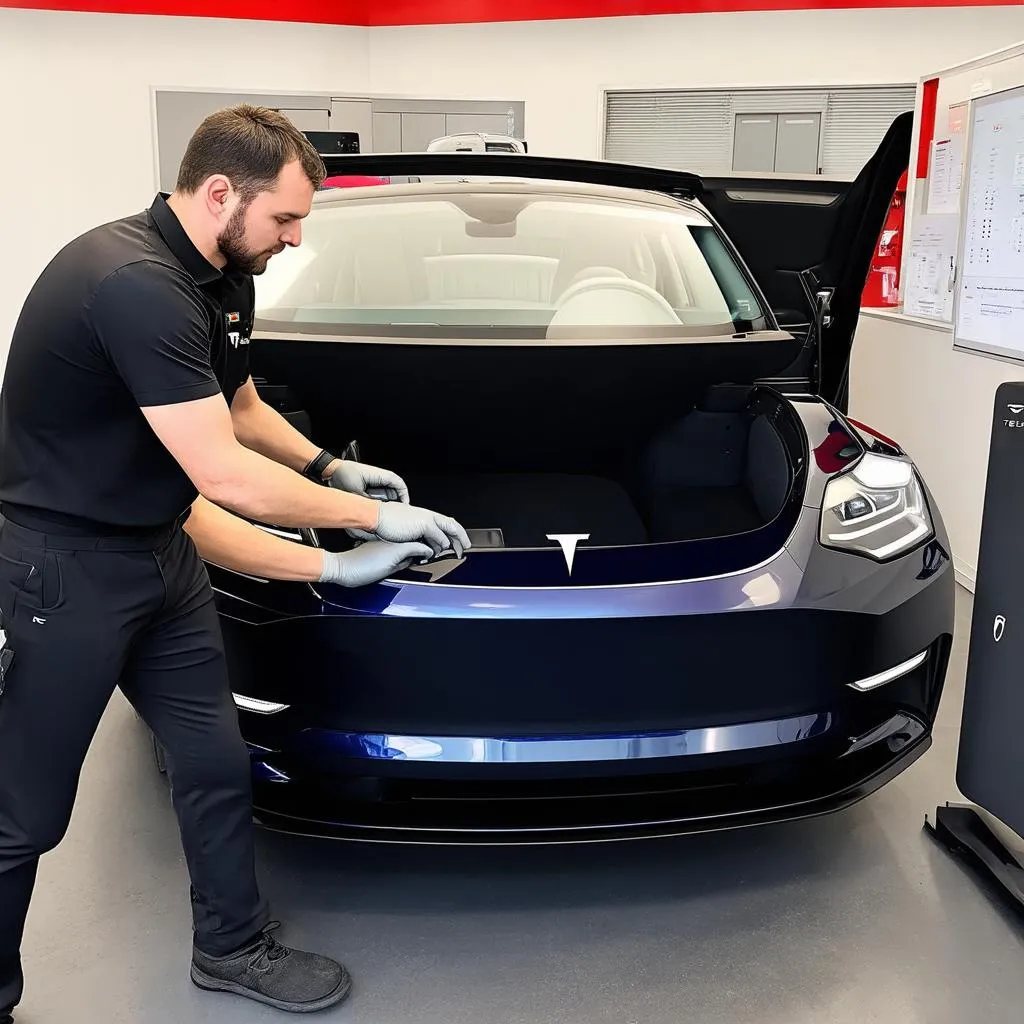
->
[[191, 922, 351, 1014]]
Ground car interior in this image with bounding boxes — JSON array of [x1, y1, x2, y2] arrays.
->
[[254, 188, 769, 334]]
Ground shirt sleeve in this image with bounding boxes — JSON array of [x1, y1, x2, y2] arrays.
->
[[89, 261, 223, 408]]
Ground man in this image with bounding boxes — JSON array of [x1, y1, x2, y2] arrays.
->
[[0, 104, 469, 1020]]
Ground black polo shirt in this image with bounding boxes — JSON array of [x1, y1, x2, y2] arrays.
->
[[0, 194, 255, 533]]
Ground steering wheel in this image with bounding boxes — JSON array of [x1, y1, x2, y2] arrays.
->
[[550, 276, 681, 327]]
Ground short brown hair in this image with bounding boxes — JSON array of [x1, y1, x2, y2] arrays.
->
[[175, 103, 326, 200]]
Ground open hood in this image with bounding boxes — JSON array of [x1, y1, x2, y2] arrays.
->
[[318, 111, 912, 410]]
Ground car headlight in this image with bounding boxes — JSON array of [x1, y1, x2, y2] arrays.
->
[[819, 453, 933, 561]]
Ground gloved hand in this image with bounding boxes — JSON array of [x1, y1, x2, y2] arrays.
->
[[327, 460, 409, 503], [320, 541, 433, 588], [351, 502, 471, 558]]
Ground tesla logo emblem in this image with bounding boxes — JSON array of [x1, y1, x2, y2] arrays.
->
[[1008, 404, 1024, 414], [546, 533, 590, 575], [994, 615, 1007, 642]]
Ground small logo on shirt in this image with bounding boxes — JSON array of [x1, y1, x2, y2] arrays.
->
[[226, 311, 241, 324], [228, 331, 250, 349]]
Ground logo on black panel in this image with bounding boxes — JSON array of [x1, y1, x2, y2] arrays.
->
[[1004, 404, 1024, 429], [226, 312, 250, 349]]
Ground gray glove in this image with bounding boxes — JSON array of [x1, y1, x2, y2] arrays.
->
[[320, 541, 433, 587], [352, 501, 471, 558], [327, 460, 409, 503]]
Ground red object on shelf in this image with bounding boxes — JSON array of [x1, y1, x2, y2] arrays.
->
[[861, 169, 908, 308], [320, 175, 391, 188]]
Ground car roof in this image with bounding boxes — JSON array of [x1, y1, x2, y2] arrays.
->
[[312, 177, 707, 218]]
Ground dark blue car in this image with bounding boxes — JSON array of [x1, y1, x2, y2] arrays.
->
[[177, 113, 955, 844]]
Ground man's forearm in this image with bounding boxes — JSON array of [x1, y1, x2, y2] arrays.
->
[[184, 495, 327, 581], [232, 385, 340, 478], [142, 389, 379, 532], [205, 444, 379, 530]]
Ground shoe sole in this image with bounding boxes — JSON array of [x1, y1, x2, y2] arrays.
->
[[190, 963, 352, 1014]]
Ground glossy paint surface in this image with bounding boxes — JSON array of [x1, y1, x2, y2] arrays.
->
[[305, 712, 832, 763]]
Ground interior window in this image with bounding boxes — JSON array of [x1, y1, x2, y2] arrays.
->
[[254, 190, 768, 337]]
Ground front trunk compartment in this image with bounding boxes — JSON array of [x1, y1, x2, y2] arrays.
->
[[251, 336, 809, 578], [394, 398, 793, 549]]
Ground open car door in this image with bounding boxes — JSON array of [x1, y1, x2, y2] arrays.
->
[[697, 111, 914, 410]]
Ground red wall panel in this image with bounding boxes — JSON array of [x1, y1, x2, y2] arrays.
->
[[2, 0, 1021, 26], [916, 76, 940, 179]]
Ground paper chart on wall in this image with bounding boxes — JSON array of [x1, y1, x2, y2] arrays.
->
[[927, 136, 965, 215], [953, 84, 1024, 361], [902, 215, 958, 322]]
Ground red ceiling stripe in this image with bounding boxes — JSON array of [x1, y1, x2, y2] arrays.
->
[[0, 0, 355, 23], [1, 0, 1020, 26], [372, 0, 1024, 23]]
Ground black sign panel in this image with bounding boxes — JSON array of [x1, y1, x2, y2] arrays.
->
[[304, 131, 360, 155], [956, 380, 1024, 837]]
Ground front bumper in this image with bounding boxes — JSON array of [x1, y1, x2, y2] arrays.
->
[[224, 559, 953, 843], [246, 702, 938, 845]]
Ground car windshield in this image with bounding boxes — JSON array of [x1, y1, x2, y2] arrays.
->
[[253, 188, 768, 339]]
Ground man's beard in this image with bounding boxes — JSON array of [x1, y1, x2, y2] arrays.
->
[[217, 203, 279, 276]]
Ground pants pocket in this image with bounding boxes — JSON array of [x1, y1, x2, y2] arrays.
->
[[0, 549, 65, 618], [0, 551, 35, 591], [0, 552, 35, 625]]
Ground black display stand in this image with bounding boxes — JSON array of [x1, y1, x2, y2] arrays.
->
[[925, 381, 1024, 917], [926, 805, 1024, 913]]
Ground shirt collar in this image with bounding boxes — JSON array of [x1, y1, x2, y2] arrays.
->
[[149, 193, 222, 287]]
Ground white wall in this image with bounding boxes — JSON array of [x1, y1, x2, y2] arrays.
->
[[849, 311, 1015, 590], [369, 7, 1024, 160], [0, 8, 369, 363]]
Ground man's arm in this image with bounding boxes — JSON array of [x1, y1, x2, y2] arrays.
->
[[230, 377, 410, 502], [184, 494, 325, 580], [143, 395, 467, 553], [143, 393, 376, 529], [184, 496, 434, 586], [230, 377, 340, 478]]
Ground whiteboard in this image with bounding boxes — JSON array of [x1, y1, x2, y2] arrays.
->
[[953, 82, 1024, 361]]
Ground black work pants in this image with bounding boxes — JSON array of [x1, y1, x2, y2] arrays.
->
[[0, 516, 269, 1014]]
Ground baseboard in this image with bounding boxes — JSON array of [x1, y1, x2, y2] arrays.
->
[[954, 556, 976, 594]]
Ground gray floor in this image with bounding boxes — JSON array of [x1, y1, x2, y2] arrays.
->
[[15, 587, 1024, 1024]]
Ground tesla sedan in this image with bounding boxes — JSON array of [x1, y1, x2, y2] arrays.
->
[[194, 112, 955, 844]]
